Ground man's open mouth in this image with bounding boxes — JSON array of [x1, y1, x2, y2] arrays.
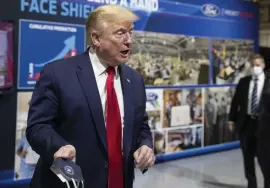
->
[[120, 50, 130, 55]]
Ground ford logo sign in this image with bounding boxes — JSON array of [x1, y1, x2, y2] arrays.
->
[[201, 4, 220, 17], [147, 92, 158, 101]]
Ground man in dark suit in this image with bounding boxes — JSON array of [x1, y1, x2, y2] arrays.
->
[[228, 54, 265, 188], [26, 5, 155, 188], [257, 70, 270, 188]]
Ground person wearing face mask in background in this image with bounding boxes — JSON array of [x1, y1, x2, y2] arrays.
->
[[228, 54, 265, 188]]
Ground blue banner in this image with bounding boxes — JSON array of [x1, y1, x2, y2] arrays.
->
[[19, 0, 259, 40], [18, 19, 86, 89]]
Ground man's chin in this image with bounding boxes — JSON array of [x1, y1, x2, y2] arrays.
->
[[118, 57, 130, 64]]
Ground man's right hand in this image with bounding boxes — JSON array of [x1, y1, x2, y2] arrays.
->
[[53, 145, 76, 162], [228, 122, 234, 132]]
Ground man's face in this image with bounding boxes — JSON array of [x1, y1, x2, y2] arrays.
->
[[251, 58, 264, 68], [92, 20, 134, 66]]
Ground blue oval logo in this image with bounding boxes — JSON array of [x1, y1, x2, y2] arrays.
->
[[147, 92, 158, 102], [201, 4, 220, 17]]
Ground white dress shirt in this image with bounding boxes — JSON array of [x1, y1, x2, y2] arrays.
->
[[89, 52, 124, 131], [247, 73, 265, 115]]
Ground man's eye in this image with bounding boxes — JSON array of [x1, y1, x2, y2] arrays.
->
[[115, 31, 126, 38], [116, 30, 125, 35]]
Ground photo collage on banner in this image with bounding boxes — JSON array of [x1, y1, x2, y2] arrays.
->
[[132, 31, 256, 153], [146, 88, 204, 156]]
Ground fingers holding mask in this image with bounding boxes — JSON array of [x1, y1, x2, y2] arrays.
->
[[54, 145, 76, 162]]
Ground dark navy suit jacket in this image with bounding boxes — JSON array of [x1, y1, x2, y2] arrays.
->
[[26, 51, 153, 188]]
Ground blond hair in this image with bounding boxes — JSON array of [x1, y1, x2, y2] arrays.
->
[[86, 5, 139, 46]]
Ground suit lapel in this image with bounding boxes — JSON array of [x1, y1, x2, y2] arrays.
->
[[243, 76, 251, 112], [76, 51, 108, 155], [119, 65, 135, 161]]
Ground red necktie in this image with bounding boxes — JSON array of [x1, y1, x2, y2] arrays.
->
[[105, 67, 124, 188]]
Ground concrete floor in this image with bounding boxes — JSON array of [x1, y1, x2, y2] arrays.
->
[[134, 149, 264, 188]]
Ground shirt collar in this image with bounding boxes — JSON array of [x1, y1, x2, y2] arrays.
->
[[253, 72, 265, 81], [88, 51, 119, 78]]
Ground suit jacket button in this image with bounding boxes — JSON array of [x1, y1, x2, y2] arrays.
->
[[105, 162, 108, 168]]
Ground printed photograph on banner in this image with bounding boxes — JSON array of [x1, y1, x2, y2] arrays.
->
[[166, 126, 203, 153], [204, 87, 238, 146], [128, 31, 210, 86], [152, 129, 167, 156], [18, 19, 86, 89], [162, 88, 203, 128], [0, 21, 14, 89], [147, 110, 162, 130], [145, 89, 163, 131], [211, 39, 254, 85], [14, 92, 39, 180], [146, 89, 163, 111]]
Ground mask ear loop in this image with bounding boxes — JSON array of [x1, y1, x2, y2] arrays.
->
[[71, 178, 77, 188], [65, 181, 71, 188], [74, 180, 84, 188]]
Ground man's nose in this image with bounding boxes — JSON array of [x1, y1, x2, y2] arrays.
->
[[124, 33, 132, 44]]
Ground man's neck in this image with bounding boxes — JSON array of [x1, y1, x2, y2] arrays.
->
[[89, 47, 109, 68]]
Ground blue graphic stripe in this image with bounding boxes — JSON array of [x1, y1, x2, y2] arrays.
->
[[153, 11, 239, 23], [0, 170, 14, 180], [145, 83, 236, 89], [0, 178, 31, 186], [155, 141, 240, 163]]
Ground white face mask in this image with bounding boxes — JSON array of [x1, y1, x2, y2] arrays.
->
[[251, 66, 263, 76]]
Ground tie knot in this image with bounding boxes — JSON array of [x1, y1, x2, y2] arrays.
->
[[106, 66, 115, 75], [254, 77, 258, 82]]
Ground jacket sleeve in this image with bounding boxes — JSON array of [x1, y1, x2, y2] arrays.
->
[[26, 63, 69, 163], [136, 76, 154, 174], [228, 78, 243, 123], [136, 76, 153, 150]]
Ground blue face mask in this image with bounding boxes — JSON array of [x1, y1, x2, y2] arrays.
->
[[50, 158, 84, 188]]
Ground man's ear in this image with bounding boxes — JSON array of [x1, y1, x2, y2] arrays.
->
[[91, 31, 100, 47]]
